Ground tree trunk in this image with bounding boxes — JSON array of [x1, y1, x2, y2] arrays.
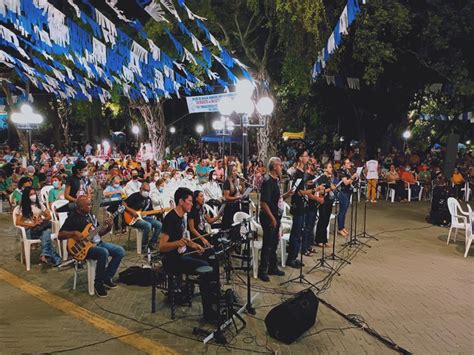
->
[[56, 100, 71, 149], [254, 71, 278, 164], [134, 100, 166, 160]]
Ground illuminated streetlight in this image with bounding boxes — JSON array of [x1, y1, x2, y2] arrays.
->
[[132, 125, 139, 135], [235, 79, 255, 99], [402, 130, 412, 140], [10, 104, 43, 163], [196, 124, 204, 134], [466, 140, 471, 145], [217, 96, 235, 116], [169, 126, 176, 134], [256, 97, 274, 116]]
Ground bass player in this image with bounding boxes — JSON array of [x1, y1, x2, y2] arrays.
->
[[58, 195, 124, 298], [124, 182, 162, 251]]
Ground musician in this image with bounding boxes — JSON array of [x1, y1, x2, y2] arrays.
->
[[187, 190, 222, 249], [315, 162, 336, 247], [61, 160, 91, 212], [58, 196, 124, 298], [258, 157, 294, 282], [337, 158, 358, 237], [124, 182, 162, 250], [221, 164, 243, 229], [159, 187, 207, 274], [286, 149, 310, 268], [302, 161, 325, 255]]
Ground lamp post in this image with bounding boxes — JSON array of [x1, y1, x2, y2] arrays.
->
[[212, 117, 234, 159], [132, 124, 140, 145], [402, 129, 411, 152], [11, 104, 43, 163], [218, 79, 274, 178], [196, 124, 204, 158]]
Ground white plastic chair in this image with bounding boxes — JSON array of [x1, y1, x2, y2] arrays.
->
[[446, 198, 469, 244], [386, 183, 396, 203], [128, 227, 144, 254], [51, 199, 69, 260], [404, 182, 423, 202], [279, 233, 290, 268], [13, 206, 61, 271], [40, 185, 54, 207], [233, 211, 263, 278], [464, 205, 473, 257], [73, 259, 97, 296], [462, 181, 471, 201]]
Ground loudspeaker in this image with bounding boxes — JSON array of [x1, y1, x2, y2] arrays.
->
[[264, 289, 319, 344]]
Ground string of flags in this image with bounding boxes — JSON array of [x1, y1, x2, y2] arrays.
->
[[311, 0, 362, 82], [0, 0, 252, 103], [324, 75, 360, 90]]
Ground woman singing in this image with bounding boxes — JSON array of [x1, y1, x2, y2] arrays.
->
[[337, 158, 358, 237], [315, 162, 336, 246], [221, 165, 243, 229]]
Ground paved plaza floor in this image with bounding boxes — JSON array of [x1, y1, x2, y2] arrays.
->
[[0, 200, 472, 354]]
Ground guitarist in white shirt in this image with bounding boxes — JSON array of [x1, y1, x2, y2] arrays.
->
[[123, 182, 162, 251], [58, 196, 124, 298]]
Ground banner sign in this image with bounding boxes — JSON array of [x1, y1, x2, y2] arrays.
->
[[186, 92, 236, 113]]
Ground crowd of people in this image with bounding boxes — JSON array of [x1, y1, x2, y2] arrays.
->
[[0, 140, 472, 296]]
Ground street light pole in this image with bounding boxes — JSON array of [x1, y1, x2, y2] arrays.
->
[[242, 114, 249, 179]]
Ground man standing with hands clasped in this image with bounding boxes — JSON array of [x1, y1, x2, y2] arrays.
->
[[258, 157, 294, 282]]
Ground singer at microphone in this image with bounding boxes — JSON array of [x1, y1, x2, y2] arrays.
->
[[221, 164, 244, 229]]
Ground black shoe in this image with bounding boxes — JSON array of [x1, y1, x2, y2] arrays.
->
[[258, 272, 270, 282], [103, 279, 118, 289], [268, 268, 285, 276], [287, 260, 305, 269], [94, 282, 108, 298]]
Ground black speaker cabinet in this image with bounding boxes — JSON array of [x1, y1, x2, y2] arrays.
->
[[264, 289, 319, 344]]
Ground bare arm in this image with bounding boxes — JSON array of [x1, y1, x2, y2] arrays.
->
[[159, 233, 187, 253], [64, 185, 76, 202]]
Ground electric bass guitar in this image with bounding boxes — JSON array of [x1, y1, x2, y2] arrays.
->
[[124, 207, 172, 226], [67, 206, 125, 261]]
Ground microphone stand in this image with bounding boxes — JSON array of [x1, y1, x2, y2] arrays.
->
[[327, 195, 351, 264], [341, 180, 370, 251], [355, 171, 379, 241]]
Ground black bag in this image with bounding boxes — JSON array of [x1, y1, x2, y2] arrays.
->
[[118, 266, 161, 287]]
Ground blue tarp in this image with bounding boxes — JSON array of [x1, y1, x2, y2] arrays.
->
[[201, 134, 241, 143]]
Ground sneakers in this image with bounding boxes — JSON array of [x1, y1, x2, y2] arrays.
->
[[103, 279, 118, 289], [94, 282, 108, 298], [257, 273, 270, 282], [287, 260, 304, 269]]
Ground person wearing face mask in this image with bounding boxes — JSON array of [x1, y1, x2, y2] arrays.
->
[[104, 176, 127, 234], [25, 166, 40, 189], [400, 165, 420, 202], [15, 186, 62, 266], [64, 160, 90, 204], [150, 178, 172, 209], [202, 170, 223, 208], [48, 176, 65, 208], [181, 168, 198, 190], [124, 170, 142, 197], [124, 182, 162, 250]]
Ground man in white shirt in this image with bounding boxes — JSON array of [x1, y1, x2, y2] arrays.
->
[[365, 158, 379, 202], [124, 170, 142, 197]]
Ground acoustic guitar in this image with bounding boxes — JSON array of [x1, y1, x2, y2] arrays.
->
[[67, 206, 125, 261], [124, 207, 172, 226]]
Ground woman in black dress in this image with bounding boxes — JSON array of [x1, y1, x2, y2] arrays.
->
[[315, 162, 337, 247], [221, 165, 243, 229]]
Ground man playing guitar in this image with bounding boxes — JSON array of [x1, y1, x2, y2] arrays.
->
[[58, 196, 125, 298], [159, 187, 207, 274], [124, 182, 162, 251]]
